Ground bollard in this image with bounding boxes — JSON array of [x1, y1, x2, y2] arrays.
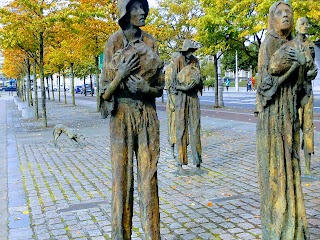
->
[[18, 102, 28, 111], [22, 107, 36, 119]]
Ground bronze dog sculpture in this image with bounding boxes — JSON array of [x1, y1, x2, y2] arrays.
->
[[53, 124, 83, 147]]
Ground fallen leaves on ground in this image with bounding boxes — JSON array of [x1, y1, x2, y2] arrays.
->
[[207, 201, 213, 207], [23, 210, 29, 214]]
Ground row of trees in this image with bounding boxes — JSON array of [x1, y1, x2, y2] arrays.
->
[[1, 0, 320, 126], [0, 0, 118, 127]]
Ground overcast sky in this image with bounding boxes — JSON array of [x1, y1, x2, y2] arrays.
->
[[148, 0, 158, 8]]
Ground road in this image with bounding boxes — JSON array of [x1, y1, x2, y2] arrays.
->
[[54, 89, 320, 130]]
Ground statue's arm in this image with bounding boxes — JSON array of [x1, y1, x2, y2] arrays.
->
[[307, 63, 318, 81], [101, 39, 140, 101]]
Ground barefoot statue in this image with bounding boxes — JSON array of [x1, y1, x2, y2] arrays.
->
[[296, 17, 318, 175], [256, 2, 310, 239], [100, 0, 163, 238]]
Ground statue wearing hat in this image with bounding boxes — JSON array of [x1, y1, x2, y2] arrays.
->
[[100, 0, 163, 238], [171, 39, 203, 173]]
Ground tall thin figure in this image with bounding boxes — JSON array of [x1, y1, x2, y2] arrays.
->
[[296, 17, 318, 175], [256, 2, 310, 239], [171, 40, 203, 173], [100, 0, 163, 238]]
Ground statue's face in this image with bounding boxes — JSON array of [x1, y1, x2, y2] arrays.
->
[[274, 3, 293, 32], [129, 1, 146, 27], [297, 18, 309, 35]]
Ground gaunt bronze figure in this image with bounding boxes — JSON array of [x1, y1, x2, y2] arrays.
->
[[296, 17, 318, 175], [171, 40, 203, 173], [100, 0, 163, 238], [256, 2, 310, 239], [165, 52, 180, 159]]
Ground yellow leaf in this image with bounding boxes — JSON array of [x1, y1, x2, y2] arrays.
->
[[305, 183, 311, 187], [207, 201, 213, 207], [23, 210, 29, 214], [171, 186, 177, 190]]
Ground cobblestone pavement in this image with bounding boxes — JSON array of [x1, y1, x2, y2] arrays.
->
[[2, 93, 320, 240]]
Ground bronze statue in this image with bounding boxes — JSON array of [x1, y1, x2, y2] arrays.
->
[[164, 52, 179, 159], [256, 2, 310, 239], [53, 124, 83, 147], [296, 17, 318, 175], [100, 0, 163, 238], [171, 40, 203, 173]]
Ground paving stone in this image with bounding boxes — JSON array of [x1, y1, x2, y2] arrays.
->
[[51, 228, 67, 236], [236, 232, 256, 239], [54, 235, 70, 240], [238, 222, 255, 230], [91, 236, 106, 240], [168, 222, 182, 229], [48, 223, 65, 230], [87, 229, 103, 237], [220, 233, 237, 240], [190, 227, 206, 234], [178, 233, 197, 240]]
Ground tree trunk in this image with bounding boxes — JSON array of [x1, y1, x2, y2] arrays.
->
[[17, 78, 22, 98], [71, 63, 75, 106], [26, 58, 33, 106], [33, 61, 39, 119], [20, 78, 25, 101], [40, 31, 47, 128], [90, 74, 93, 96], [50, 75, 55, 101], [58, 72, 61, 102], [95, 55, 100, 112], [63, 72, 67, 104], [46, 76, 50, 100], [84, 76, 86, 96], [213, 54, 219, 108]]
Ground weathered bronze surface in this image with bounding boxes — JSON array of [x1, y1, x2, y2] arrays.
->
[[171, 40, 203, 171], [53, 124, 83, 147], [296, 17, 318, 175], [164, 52, 180, 159], [100, 0, 163, 238], [256, 2, 310, 239]]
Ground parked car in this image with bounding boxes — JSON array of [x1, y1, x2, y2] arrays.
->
[[81, 84, 94, 95], [1, 85, 17, 91], [53, 85, 70, 91], [74, 85, 82, 93]]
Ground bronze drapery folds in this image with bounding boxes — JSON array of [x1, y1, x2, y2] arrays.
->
[[171, 40, 203, 172], [296, 17, 318, 175], [256, 2, 310, 239]]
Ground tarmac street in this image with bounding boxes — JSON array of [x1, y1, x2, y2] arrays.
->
[[0, 91, 319, 240]]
